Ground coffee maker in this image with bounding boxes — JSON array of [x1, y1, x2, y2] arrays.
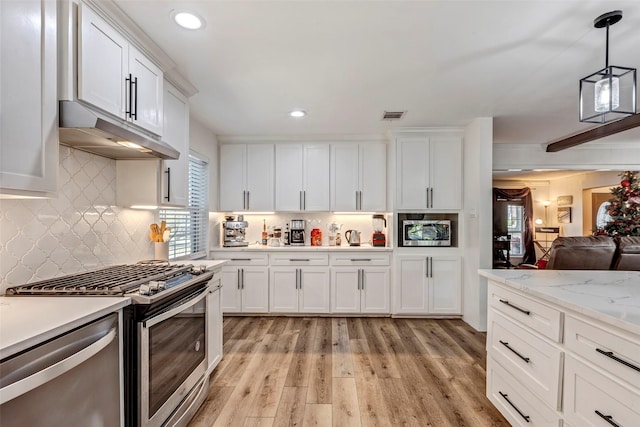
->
[[223, 215, 249, 247], [372, 214, 387, 247], [290, 219, 306, 246]]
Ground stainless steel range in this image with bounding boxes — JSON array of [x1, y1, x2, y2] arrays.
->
[[6, 261, 214, 427]]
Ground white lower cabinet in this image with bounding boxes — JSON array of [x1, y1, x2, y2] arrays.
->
[[563, 354, 640, 427], [220, 266, 269, 313], [331, 268, 389, 313], [395, 255, 462, 315], [486, 280, 640, 427], [487, 356, 560, 427], [206, 273, 223, 373], [270, 267, 330, 313]]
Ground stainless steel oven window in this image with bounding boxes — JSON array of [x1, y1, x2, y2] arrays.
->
[[139, 289, 208, 427]]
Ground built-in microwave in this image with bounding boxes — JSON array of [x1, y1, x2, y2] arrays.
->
[[400, 219, 452, 247]]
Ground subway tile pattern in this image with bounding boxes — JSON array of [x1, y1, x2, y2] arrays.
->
[[0, 146, 154, 292]]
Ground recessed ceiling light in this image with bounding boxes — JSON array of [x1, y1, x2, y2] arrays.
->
[[289, 110, 306, 118], [171, 11, 205, 30]]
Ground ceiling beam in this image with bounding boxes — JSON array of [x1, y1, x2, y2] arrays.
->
[[546, 113, 640, 152]]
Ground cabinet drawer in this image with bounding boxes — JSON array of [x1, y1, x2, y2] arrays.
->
[[330, 253, 390, 266], [488, 282, 562, 342], [565, 314, 640, 386], [270, 253, 329, 266], [564, 354, 640, 427], [486, 356, 560, 427], [487, 307, 562, 409], [211, 252, 269, 266]]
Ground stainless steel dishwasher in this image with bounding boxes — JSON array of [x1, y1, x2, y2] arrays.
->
[[0, 312, 122, 426]]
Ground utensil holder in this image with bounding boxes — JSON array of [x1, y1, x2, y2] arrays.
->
[[154, 242, 169, 261]]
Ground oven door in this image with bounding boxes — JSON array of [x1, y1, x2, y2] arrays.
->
[[139, 287, 208, 427]]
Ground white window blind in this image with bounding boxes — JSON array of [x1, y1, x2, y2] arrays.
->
[[160, 154, 209, 259]]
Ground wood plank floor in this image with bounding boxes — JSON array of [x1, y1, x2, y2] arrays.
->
[[189, 317, 509, 427]]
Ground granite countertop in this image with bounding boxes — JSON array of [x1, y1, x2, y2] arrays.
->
[[211, 243, 393, 252], [479, 269, 640, 336], [0, 296, 131, 360]]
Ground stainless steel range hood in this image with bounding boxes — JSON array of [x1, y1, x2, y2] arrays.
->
[[58, 100, 179, 160]]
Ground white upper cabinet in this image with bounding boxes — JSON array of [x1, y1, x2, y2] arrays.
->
[[219, 144, 274, 212], [116, 80, 188, 208], [331, 143, 386, 212], [160, 81, 189, 207], [396, 135, 462, 210], [0, 0, 58, 196], [78, 3, 163, 136], [275, 144, 330, 211]]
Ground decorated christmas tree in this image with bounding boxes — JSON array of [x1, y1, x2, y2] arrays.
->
[[599, 171, 640, 236]]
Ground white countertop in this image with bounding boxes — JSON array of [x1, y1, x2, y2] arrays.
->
[[0, 297, 130, 360], [211, 243, 393, 252], [479, 269, 640, 335]]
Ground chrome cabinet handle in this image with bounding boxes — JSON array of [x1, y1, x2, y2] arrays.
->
[[425, 257, 429, 278], [429, 257, 433, 278], [230, 258, 251, 261], [498, 299, 531, 316], [303, 191, 306, 210], [357, 269, 361, 290], [499, 340, 530, 363], [241, 268, 245, 289], [498, 391, 530, 423], [350, 259, 371, 262], [246, 191, 250, 210], [596, 348, 640, 372], [237, 269, 241, 289], [430, 188, 433, 208], [595, 410, 621, 427], [360, 269, 364, 290], [290, 259, 310, 262]]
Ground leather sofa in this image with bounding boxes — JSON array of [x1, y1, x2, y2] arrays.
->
[[542, 235, 640, 271]]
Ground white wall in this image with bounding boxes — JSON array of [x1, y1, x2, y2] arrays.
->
[[462, 117, 493, 331]]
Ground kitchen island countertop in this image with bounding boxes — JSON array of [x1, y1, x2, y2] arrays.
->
[[0, 296, 130, 360], [479, 269, 640, 336]]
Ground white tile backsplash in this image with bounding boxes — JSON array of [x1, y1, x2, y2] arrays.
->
[[0, 146, 154, 292]]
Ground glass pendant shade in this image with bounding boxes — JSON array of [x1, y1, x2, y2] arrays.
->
[[594, 76, 619, 112], [580, 66, 636, 123]]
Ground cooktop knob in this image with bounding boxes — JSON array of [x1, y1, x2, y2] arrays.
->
[[139, 283, 151, 296], [191, 265, 207, 275]]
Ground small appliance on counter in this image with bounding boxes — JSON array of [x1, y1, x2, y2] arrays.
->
[[290, 219, 306, 246], [372, 214, 387, 247], [345, 229, 361, 246], [223, 215, 249, 247]]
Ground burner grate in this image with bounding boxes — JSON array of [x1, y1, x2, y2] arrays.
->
[[6, 263, 191, 296]]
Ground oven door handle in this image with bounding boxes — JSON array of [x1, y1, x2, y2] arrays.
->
[[144, 288, 208, 328], [0, 326, 117, 405]]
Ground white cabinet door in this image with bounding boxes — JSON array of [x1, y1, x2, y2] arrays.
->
[[241, 267, 269, 313], [220, 267, 242, 313], [361, 267, 390, 313], [360, 143, 387, 212], [299, 268, 330, 313], [161, 81, 189, 207], [430, 137, 462, 209], [219, 144, 246, 211], [429, 256, 462, 314], [331, 144, 360, 211], [395, 256, 429, 314], [275, 144, 303, 211], [129, 45, 163, 135], [246, 144, 274, 211], [270, 268, 299, 312], [331, 269, 361, 313], [0, 0, 58, 195], [78, 3, 127, 119], [303, 144, 330, 211], [207, 280, 223, 373], [396, 138, 430, 210]]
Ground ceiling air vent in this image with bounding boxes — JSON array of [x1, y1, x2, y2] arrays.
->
[[382, 111, 405, 121]]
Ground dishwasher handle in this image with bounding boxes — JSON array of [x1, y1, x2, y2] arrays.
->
[[0, 326, 117, 405]]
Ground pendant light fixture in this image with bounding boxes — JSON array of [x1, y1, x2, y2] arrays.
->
[[579, 10, 636, 124]]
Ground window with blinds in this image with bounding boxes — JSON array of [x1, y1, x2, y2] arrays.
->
[[160, 154, 209, 259]]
